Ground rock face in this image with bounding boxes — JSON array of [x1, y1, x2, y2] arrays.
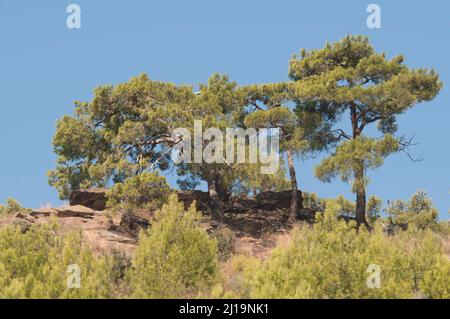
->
[[66, 188, 315, 238], [176, 190, 211, 211], [67, 188, 306, 215], [2, 209, 137, 257], [120, 211, 153, 236], [55, 205, 98, 218], [256, 190, 303, 210], [30, 207, 58, 217], [30, 205, 99, 218], [228, 190, 303, 212], [69, 188, 108, 211]]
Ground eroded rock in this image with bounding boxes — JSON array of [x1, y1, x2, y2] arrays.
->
[[69, 188, 108, 211], [54, 205, 98, 218], [30, 207, 58, 217]]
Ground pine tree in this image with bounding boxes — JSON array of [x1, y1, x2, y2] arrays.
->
[[244, 103, 306, 222], [48, 74, 195, 200], [242, 82, 320, 222], [289, 35, 442, 227]]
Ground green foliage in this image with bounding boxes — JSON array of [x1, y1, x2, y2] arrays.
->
[[366, 195, 383, 223], [243, 100, 308, 220], [49, 74, 196, 199], [434, 221, 450, 236], [38, 35, 448, 299], [420, 256, 450, 298], [242, 200, 449, 299], [387, 190, 439, 231], [128, 194, 218, 298], [302, 192, 382, 224], [0, 198, 31, 216], [211, 226, 236, 261], [0, 222, 115, 298], [175, 73, 249, 201], [315, 135, 400, 193], [233, 157, 290, 195], [301, 192, 326, 211], [106, 172, 171, 212], [290, 35, 442, 224]]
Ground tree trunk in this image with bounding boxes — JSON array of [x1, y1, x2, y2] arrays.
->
[[215, 175, 231, 202], [286, 148, 299, 223], [207, 174, 224, 222], [355, 167, 369, 229], [350, 103, 370, 229]]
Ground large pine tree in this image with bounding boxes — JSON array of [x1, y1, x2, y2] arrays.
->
[[289, 35, 442, 227]]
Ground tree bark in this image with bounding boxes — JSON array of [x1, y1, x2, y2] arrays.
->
[[286, 148, 299, 223], [350, 103, 370, 229], [355, 166, 369, 229], [207, 173, 225, 222], [215, 175, 231, 202]]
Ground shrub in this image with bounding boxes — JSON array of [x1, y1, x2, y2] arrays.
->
[[211, 226, 236, 261], [302, 192, 325, 211], [128, 194, 218, 298], [244, 200, 449, 299], [421, 256, 450, 298], [0, 221, 115, 298], [0, 198, 31, 216], [302, 192, 382, 224], [211, 255, 261, 299], [387, 190, 439, 231], [366, 196, 383, 224], [106, 172, 171, 212]]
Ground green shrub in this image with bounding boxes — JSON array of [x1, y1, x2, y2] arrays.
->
[[387, 190, 439, 231], [421, 256, 450, 298], [366, 196, 383, 224], [0, 221, 115, 298], [302, 193, 382, 225], [0, 198, 31, 216], [106, 172, 171, 212], [211, 255, 261, 299], [434, 221, 450, 236], [128, 194, 219, 298], [244, 200, 449, 299], [211, 226, 236, 261], [302, 192, 325, 211]]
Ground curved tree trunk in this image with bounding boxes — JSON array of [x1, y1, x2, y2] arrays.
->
[[286, 148, 299, 223]]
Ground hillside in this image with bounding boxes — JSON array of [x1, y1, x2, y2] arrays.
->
[[0, 189, 315, 260]]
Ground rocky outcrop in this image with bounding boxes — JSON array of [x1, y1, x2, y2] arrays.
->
[[176, 190, 211, 211], [30, 207, 58, 217], [119, 211, 153, 236], [69, 188, 108, 211], [0, 187, 322, 260], [55, 205, 98, 218], [31, 205, 99, 218], [227, 190, 303, 212], [4, 207, 136, 257], [66, 188, 315, 238], [68, 188, 210, 212], [67, 188, 307, 215]]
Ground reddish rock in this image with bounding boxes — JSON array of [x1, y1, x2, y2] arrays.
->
[[69, 188, 108, 211], [255, 190, 303, 210], [30, 207, 58, 217], [54, 205, 99, 218]]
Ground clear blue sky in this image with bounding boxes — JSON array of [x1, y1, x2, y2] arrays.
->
[[0, 0, 449, 218]]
